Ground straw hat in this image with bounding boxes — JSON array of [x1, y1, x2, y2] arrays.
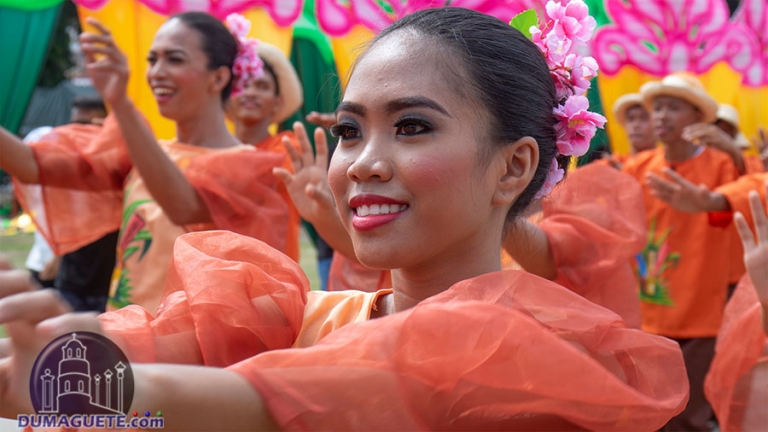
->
[[716, 104, 751, 148], [640, 73, 718, 123], [257, 42, 303, 124], [612, 93, 645, 127]]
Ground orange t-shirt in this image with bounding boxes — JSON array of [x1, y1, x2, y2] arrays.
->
[[623, 146, 739, 338], [252, 131, 302, 263]]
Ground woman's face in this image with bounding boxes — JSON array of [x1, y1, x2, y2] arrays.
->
[[328, 32, 511, 273], [147, 19, 223, 120]]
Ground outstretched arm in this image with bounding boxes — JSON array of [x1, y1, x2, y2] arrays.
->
[[80, 18, 211, 226], [273, 122, 357, 261], [0, 128, 39, 184], [733, 181, 768, 335], [646, 168, 730, 213]]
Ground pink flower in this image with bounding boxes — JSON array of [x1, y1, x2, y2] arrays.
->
[[225, 13, 251, 39], [553, 95, 607, 157], [534, 157, 565, 199], [546, 0, 596, 43], [564, 54, 598, 96]]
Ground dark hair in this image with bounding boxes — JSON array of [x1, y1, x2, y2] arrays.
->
[[171, 11, 238, 102], [72, 95, 106, 112], [261, 59, 280, 96], [367, 8, 561, 222]]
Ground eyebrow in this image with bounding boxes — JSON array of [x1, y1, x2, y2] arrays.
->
[[336, 97, 451, 117], [148, 49, 188, 57]]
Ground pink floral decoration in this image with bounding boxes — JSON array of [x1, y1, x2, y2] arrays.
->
[[733, 0, 768, 86], [592, 0, 759, 78], [315, 0, 550, 37], [553, 95, 607, 156], [74, 0, 302, 27], [535, 157, 565, 200], [225, 13, 264, 97]]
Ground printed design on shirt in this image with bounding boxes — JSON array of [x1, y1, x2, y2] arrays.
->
[[636, 217, 679, 306], [108, 192, 152, 309]]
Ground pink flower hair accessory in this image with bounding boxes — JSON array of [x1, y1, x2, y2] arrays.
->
[[511, 0, 607, 199], [225, 13, 264, 98]]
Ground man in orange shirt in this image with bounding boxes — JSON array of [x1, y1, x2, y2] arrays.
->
[[602, 93, 656, 168], [623, 73, 739, 431], [226, 42, 304, 262]]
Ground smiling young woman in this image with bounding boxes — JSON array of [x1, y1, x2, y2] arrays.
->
[[0, 12, 295, 315], [0, 6, 688, 431]]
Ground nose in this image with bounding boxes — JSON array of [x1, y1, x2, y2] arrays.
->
[[147, 59, 168, 81], [346, 133, 393, 184]]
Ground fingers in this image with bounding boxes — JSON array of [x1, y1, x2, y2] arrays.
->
[[291, 122, 314, 164], [313, 127, 329, 169], [282, 136, 302, 172], [749, 189, 768, 246], [37, 312, 102, 339], [0, 254, 13, 270], [0, 270, 34, 299], [734, 212, 756, 251], [662, 168, 697, 189], [0, 338, 10, 359], [305, 183, 335, 208], [0, 289, 71, 326], [85, 17, 112, 36], [272, 167, 292, 187]]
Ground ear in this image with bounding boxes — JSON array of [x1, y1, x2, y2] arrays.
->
[[491, 136, 539, 206], [210, 66, 232, 94]]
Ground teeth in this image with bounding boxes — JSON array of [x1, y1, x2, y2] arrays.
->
[[355, 204, 408, 216], [154, 88, 174, 96]]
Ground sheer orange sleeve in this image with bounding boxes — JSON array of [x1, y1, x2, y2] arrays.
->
[[705, 276, 768, 431], [541, 163, 645, 327], [183, 149, 291, 257], [230, 271, 688, 431], [99, 231, 308, 366], [13, 115, 132, 255]]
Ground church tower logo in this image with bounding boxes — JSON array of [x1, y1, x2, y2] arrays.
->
[[29, 332, 134, 416]]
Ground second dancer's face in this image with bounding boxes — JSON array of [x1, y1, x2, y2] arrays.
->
[[146, 20, 223, 121]]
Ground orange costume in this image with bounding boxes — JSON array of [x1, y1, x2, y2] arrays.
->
[[14, 115, 293, 315], [99, 231, 688, 431], [622, 146, 739, 338], [705, 277, 768, 431]]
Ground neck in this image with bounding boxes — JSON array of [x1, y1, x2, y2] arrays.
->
[[175, 101, 239, 148], [234, 119, 273, 145], [389, 228, 503, 313], [663, 139, 696, 162]]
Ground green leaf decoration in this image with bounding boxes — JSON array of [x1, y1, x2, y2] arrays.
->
[[509, 9, 538, 40]]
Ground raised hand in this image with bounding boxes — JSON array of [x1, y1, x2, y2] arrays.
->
[[273, 122, 336, 224], [305, 111, 337, 131], [682, 123, 737, 153], [80, 18, 130, 108], [734, 181, 768, 315], [0, 269, 102, 418], [646, 168, 722, 213]]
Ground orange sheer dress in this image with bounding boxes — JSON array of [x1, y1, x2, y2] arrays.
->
[[95, 230, 688, 431], [13, 115, 292, 315]]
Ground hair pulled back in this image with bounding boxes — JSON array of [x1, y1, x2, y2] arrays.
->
[[369, 8, 562, 220], [171, 12, 238, 102]]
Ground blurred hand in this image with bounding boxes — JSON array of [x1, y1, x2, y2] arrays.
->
[[38, 256, 61, 282], [305, 112, 337, 131], [755, 127, 768, 171], [80, 17, 130, 108], [683, 123, 738, 154], [646, 168, 715, 213], [734, 181, 768, 309], [0, 268, 102, 418], [273, 122, 336, 224]]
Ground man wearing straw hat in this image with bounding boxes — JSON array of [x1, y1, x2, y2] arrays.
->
[[226, 42, 304, 262], [601, 93, 656, 168], [623, 72, 740, 431]]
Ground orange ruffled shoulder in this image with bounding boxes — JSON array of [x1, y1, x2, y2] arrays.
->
[[230, 270, 688, 431]]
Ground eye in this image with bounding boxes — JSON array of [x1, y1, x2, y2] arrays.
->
[[330, 123, 361, 141], [147, 56, 157, 65], [394, 117, 431, 136], [169, 56, 183, 64]]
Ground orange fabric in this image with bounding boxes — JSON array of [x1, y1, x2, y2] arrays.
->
[[743, 154, 765, 175], [13, 118, 131, 255], [705, 276, 768, 431], [14, 114, 292, 316], [101, 230, 687, 431], [539, 163, 645, 328], [623, 147, 739, 338], [252, 131, 302, 262], [327, 251, 391, 292], [717, 173, 768, 230], [100, 231, 308, 366]]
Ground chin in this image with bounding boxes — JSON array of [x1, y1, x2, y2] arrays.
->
[[354, 245, 405, 272]]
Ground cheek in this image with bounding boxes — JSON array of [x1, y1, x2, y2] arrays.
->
[[400, 151, 472, 196], [328, 151, 354, 201]]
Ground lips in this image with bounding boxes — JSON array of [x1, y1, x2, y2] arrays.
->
[[349, 194, 408, 231], [151, 85, 176, 104]]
